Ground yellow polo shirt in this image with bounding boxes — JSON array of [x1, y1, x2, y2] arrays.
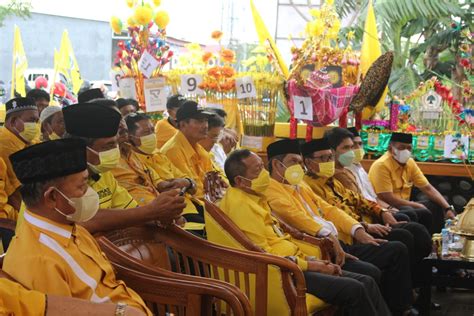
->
[[218, 187, 321, 271], [0, 127, 27, 197], [3, 211, 151, 315], [111, 151, 160, 206], [304, 175, 382, 224], [135, 150, 187, 180], [88, 171, 138, 210], [0, 279, 46, 316], [155, 118, 178, 149], [0, 158, 17, 220], [265, 179, 359, 244], [161, 131, 214, 200], [368, 153, 429, 200]]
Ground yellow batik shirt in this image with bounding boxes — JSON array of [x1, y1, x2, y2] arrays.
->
[[88, 171, 138, 210], [368, 152, 429, 200], [3, 211, 151, 315], [155, 118, 178, 150], [218, 187, 321, 271], [111, 151, 160, 206], [304, 175, 382, 224], [161, 131, 215, 200], [135, 150, 187, 181], [0, 279, 46, 316], [265, 179, 359, 245], [0, 127, 27, 199]]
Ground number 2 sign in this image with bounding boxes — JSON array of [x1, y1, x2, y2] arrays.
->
[[293, 96, 313, 121], [180, 74, 204, 96]]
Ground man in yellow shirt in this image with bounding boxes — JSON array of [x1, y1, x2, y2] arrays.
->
[[0, 97, 40, 211], [0, 158, 16, 220], [219, 149, 389, 316], [161, 100, 226, 201], [368, 132, 453, 233], [199, 110, 227, 172], [116, 98, 139, 117], [301, 137, 432, 287], [4, 138, 151, 315], [155, 94, 186, 149], [266, 139, 414, 315], [39, 105, 65, 141], [0, 278, 144, 315], [62, 102, 186, 234]]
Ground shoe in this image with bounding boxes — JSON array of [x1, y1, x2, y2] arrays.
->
[[431, 302, 441, 310]]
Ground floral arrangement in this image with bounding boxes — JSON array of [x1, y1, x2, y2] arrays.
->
[[110, 0, 172, 106]]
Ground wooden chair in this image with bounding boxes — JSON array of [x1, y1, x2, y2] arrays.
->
[[97, 235, 252, 316], [101, 224, 322, 316], [114, 263, 249, 316]]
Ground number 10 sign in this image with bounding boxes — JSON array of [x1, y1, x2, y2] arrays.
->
[[235, 76, 256, 99], [293, 96, 313, 121]]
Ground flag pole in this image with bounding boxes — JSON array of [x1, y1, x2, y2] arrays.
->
[[11, 25, 17, 98]]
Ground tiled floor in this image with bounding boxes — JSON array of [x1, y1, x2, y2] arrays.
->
[[431, 288, 474, 316]]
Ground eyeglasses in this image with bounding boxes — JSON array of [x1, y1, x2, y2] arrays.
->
[[310, 154, 334, 163]]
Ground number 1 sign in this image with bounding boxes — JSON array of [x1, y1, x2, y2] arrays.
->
[[293, 96, 313, 121], [180, 74, 204, 96]]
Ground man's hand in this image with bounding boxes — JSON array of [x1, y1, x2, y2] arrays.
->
[[410, 202, 428, 210], [367, 223, 391, 237], [124, 306, 146, 316], [156, 180, 174, 193], [445, 210, 456, 220], [354, 227, 387, 246], [147, 189, 186, 224], [328, 234, 345, 266], [381, 211, 406, 226], [307, 260, 342, 276], [168, 178, 197, 195]]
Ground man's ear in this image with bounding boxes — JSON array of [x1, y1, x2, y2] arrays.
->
[[43, 187, 57, 205]]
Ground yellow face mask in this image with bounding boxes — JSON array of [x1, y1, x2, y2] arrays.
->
[[48, 132, 62, 140], [353, 148, 365, 164], [316, 161, 335, 178], [248, 169, 270, 193], [279, 162, 305, 186], [137, 133, 157, 155], [19, 122, 39, 143], [87, 146, 120, 174]]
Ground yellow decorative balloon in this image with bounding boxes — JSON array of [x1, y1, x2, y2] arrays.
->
[[127, 16, 137, 27], [126, 0, 135, 8], [154, 11, 170, 29], [153, 0, 161, 6], [134, 5, 153, 26], [110, 16, 123, 34]]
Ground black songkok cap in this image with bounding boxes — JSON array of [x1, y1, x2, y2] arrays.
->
[[10, 139, 87, 184], [176, 100, 215, 122], [167, 94, 187, 109], [77, 88, 104, 103], [347, 127, 360, 137], [390, 132, 412, 144], [63, 103, 121, 138], [300, 138, 331, 157], [5, 97, 37, 115], [267, 139, 301, 160]]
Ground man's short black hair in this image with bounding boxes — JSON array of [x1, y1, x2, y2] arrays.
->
[[26, 89, 50, 102], [210, 108, 227, 119], [206, 110, 225, 129], [268, 154, 286, 174], [224, 149, 252, 186], [125, 113, 151, 135], [20, 179, 59, 207], [324, 127, 354, 150]]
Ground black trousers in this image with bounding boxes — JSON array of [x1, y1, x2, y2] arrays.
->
[[303, 270, 391, 316], [398, 206, 434, 234], [342, 241, 412, 315], [418, 200, 445, 234]]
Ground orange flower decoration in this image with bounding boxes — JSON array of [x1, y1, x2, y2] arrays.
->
[[207, 66, 221, 79], [202, 51, 213, 64], [221, 65, 235, 78], [211, 30, 223, 41], [220, 49, 235, 63]]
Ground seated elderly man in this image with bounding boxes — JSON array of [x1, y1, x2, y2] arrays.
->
[[368, 132, 454, 233], [301, 137, 431, 287], [264, 139, 415, 316], [62, 102, 185, 234], [39, 105, 65, 141], [3, 139, 151, 315], [220, 149, 390, 316]]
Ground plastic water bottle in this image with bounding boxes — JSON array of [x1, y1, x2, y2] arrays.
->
[[441, 228, 449, 257]]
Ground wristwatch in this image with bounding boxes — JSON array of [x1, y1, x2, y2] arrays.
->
[[185, 177, 195, 190], [115, 302, 127, 316], [444, 205, 455, 213]]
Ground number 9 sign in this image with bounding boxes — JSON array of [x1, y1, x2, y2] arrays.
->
[[181, 74, 204, 96]]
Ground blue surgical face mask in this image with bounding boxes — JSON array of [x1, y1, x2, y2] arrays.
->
[[338, 150, 355, 167]]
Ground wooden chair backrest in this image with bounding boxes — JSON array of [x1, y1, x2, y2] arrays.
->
[[114, 263, 248, 316], [102, 225, 307, 316], [97, 235, 253, 316]]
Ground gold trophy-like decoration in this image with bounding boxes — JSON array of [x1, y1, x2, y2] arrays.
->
[[452, 199, 474, 261]]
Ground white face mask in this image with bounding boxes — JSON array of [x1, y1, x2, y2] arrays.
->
[[53, 186, 100, 223], [392, 148, 411, 164]]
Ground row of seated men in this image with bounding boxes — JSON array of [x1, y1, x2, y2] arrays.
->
[[0, 88, 455, 315]]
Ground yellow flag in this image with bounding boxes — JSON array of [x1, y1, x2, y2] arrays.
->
[[249, 0, 289, 79], [55, 30, 83, 94], [11, 25, 28, 97], [360, 0, 388, 119]]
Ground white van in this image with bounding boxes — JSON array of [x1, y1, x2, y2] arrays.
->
[[25, 68, 70, 91]]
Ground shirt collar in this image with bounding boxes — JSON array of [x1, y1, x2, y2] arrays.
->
[[176, 131, 206, 160], [24, 210, 74, 247], [1, 127, 27, 148], [384, 152, 403, 172]]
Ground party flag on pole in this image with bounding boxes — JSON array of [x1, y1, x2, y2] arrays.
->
[[55, 30, 83, 94], [360, 0, 388, 119], [11, 25, 28, 98], [250, 0, 289, 79]]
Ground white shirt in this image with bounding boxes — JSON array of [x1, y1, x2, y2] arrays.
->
[[347, 163, 378, 202], [211, 143, 227, 170]]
